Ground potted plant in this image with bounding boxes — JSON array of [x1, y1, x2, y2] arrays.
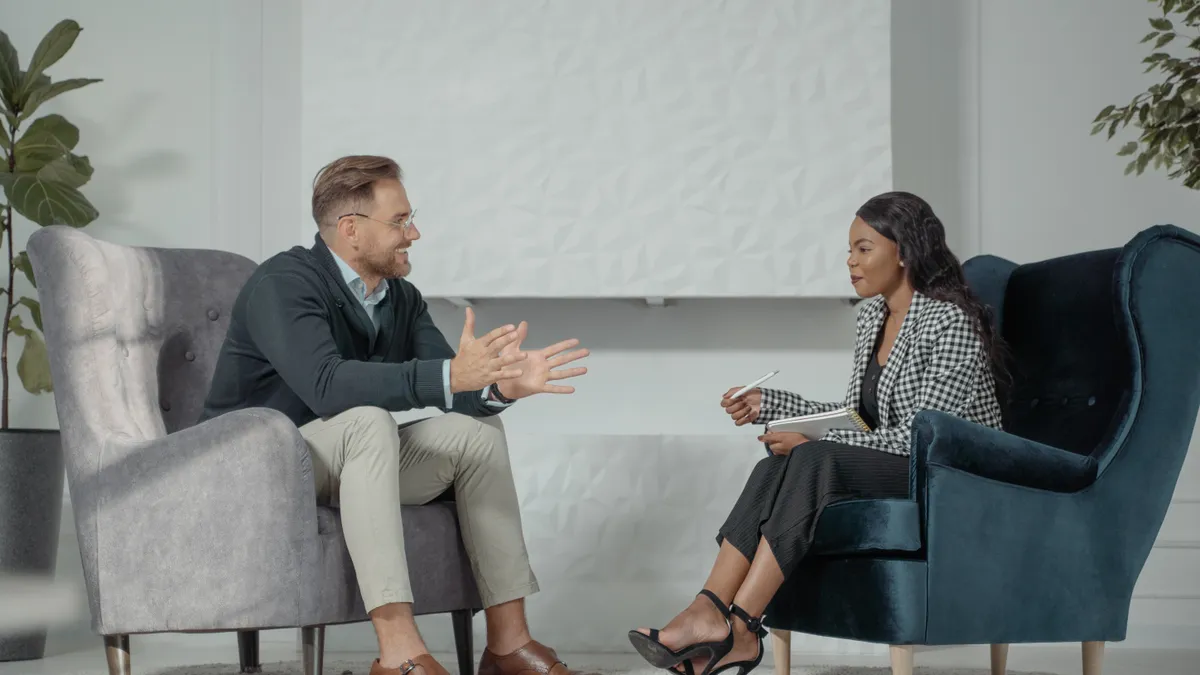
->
[[1093, 0, 1200, 187], [0, 19, 99, 661]]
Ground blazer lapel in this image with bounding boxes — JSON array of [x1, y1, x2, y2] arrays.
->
[[875, 292, 928, 422], [845, 298, 886, 409]]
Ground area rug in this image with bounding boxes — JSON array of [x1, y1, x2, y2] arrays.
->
[[132, 662, 1057, 675]]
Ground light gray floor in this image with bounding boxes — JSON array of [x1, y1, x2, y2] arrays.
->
[[1, 635, 1196, 675]]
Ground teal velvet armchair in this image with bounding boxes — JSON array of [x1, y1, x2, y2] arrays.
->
[[765, 224, 1200, 675]]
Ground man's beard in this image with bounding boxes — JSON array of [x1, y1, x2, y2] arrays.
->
[[367, 253, 410, 279]]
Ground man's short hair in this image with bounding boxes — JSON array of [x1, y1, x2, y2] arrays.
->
[[311, 155, 403, 228]]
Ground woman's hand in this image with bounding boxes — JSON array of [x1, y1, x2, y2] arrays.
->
[[721, 387, 761, 426], [758, 431, 810, 456]]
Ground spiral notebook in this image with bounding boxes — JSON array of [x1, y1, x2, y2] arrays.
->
[[764, 407, 872, 437]]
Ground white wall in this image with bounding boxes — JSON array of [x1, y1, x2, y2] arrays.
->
[[978, 1, 1200, 258], [299, 0, 893, 299], [2, 0, 1198, 662]]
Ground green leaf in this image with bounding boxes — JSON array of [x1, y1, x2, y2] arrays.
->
[[0, 122, 8, 152], [13, 251, 35, 288], [0, 171, 98, 226], [1186, 169, 1200, 189], [1165, 0, 1179, 14], [1142, 31, 1161, 43], [1094, 104, 1117, 123], [1125, 158, 1139, 175], [19, 78, 101, 123], [18, 20, 82, 102], [1151, 17, 1174, 31], [1118, 141, 1139, 156], [1108, 118, 1121, 139], [1122, 104, 1138, 126], [1137, 150, 1153, 174], [1144, 141, 1163, 163], [8, 316, 51, 395], [17, 296, 41, 332], [12, 114, 77, 172], [1157, 32, 1177, 48], [1091, 121, 1107, 135], [0, 31, 20, 112], [35, 153, 91, 189]]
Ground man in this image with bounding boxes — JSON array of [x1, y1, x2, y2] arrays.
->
[[200, 155, 590, 675]]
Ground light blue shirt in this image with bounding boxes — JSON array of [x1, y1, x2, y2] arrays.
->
[[331, 250, 387, 334], [331, 251, 511, 411]]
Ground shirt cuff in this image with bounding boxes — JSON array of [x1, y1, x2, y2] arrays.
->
[[442, 360, 453, 409], [482, 384, 515, 408]]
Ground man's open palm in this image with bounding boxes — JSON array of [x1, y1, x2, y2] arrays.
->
[[496, 321, 589, 399]]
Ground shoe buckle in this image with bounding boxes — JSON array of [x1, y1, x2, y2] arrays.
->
[[399, 659, 420, 675], [747, 616, 762, 633]]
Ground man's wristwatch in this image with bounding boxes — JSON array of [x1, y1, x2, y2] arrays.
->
[[490, 385, 516, 404]]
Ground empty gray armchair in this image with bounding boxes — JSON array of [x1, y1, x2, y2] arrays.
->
[[28, 226, 482, 675]]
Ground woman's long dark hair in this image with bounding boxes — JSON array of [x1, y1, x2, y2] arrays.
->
[[855, 191, 1010, 390]]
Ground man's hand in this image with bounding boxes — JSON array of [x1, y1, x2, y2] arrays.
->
[[721, 387, 761, 426], [758, 431, 809, 456], [449, 308, 527, 393], [494, 321, 589, 400]]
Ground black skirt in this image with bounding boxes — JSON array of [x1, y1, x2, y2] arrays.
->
[[716, 440, 909, 577]]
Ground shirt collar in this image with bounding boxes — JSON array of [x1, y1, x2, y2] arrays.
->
[[330, 250, 387, 304]]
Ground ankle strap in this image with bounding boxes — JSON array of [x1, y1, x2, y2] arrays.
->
[[697, 589, 732, 619], [730, 604, 766, 636]]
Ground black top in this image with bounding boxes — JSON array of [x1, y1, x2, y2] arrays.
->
[[198, 234, 501, 427], [857, 326, 886, 430]]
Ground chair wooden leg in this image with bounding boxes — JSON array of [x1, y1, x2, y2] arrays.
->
[[889, 645, 913, 675], [301, 626, 325, 675], [239, 630, 262, 673], [990, 643, 1008, 675], [103, 635, 131, 675], [770, 629, 790, 675], [452, 610, 475, 675], [1082, 641, 1104, 675]]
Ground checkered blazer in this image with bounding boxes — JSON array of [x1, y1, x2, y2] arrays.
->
[[758, 292, 1003, 456]]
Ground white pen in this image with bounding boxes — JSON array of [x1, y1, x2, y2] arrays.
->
[[730, 370, 779, 399]]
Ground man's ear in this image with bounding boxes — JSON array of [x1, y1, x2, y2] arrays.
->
[[335, 214, 358, 244]]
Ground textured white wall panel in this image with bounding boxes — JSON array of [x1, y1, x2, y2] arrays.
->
[[301, 0, 892, 298]]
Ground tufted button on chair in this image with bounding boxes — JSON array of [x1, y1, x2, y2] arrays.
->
[[28, 226, 482, 675]]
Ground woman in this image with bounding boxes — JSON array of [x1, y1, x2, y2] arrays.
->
[[627, 191, 1006, 675]]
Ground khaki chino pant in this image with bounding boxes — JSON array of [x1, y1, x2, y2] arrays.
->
[[300, 406, 539, 611]]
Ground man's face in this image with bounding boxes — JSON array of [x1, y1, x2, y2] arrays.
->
[[353, 178, 420, 279]]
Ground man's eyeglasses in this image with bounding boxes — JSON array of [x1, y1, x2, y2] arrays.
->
[[340, 209, 418, 231]]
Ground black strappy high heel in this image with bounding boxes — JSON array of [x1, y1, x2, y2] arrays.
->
[[707, 603, 768, 675], [628, 590, 734, 675]]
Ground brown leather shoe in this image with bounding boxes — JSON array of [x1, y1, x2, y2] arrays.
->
[[478, 640, 598, 675], [369, 653, 452, 675]]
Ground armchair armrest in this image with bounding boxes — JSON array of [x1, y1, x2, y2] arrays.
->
[[910, 410, 1097, 493], [93, 408, 318, 629]]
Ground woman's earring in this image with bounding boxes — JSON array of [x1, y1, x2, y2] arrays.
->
[[899, 261, 905, 267]]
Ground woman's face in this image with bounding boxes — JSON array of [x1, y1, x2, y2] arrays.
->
[[847, 216, 905, 298]]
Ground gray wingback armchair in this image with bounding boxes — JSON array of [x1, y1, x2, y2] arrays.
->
[[27, 226, 482, 675]]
